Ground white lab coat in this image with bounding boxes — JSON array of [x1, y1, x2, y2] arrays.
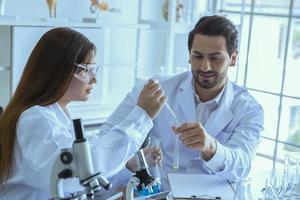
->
[[0, 102, 152, 200], [102, 71, 264, 184]]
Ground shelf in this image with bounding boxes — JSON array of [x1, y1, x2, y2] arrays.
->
[[0, 20, 151, 29], [0, 66, 10, 71], [139, 20, 194, 34], [96, 22, 150, 29]]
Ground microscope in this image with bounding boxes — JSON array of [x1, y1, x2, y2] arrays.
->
[[50, 118, 112, 200], [126, 149, 161, 200]]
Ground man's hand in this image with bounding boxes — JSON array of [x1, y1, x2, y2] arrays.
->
[[172, 122, 217, 161], [137, 79, 167, 119]]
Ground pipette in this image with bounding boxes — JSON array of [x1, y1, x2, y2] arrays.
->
[[164, 102, 180, 170], [164, 103, 180, 126]]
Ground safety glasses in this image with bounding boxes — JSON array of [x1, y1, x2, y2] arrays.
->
[[73, 63, 100, 83]]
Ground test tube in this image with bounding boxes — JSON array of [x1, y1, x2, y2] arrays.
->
[[173, 135, 180, 170], [164, 103, 180, 170], [154, 79, 180, 170]]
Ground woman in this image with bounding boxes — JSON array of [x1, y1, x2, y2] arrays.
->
[[0, 27, 166, 199]]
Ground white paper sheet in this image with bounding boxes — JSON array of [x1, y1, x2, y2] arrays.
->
[[167, 173, 235, 199]]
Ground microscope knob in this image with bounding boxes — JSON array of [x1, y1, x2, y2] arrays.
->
[[58, 169, 73, 179], [60, 151, 73, 164]]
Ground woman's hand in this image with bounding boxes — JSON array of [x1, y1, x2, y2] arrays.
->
[[145, 146, 163, 167], [126, 147, 163, 173], [137, 79, 167, 119]]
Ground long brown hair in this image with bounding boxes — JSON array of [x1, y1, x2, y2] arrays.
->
[[0, 27, 96, 184]]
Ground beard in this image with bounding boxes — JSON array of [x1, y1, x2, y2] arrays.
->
[[192, 69, 227, 89]]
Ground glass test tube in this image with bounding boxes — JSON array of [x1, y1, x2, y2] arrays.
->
[[164, 103, 180, 170]]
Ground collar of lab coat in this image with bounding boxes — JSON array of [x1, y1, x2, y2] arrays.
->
[[177, 73, 234, 137], [192, 78, 225, 107], [52, 102, 73, 128]]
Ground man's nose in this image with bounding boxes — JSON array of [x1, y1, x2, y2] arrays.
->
[[200, 58, 212, 72]]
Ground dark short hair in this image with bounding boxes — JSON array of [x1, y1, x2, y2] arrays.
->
[[188, 15, 238, 55]]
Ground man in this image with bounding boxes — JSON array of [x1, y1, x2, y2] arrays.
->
[[101, 15, 264, 187]]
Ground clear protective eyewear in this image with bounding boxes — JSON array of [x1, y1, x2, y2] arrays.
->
[[73, 63, 100, 84]]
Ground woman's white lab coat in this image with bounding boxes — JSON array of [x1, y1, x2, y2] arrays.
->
[[0, 102, 152, 200]]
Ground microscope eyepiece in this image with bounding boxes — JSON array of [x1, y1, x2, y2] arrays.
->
[[73, 118, 86, 142]]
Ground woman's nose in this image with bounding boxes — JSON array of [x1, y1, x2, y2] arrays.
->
[[90, 74, 97, 84]]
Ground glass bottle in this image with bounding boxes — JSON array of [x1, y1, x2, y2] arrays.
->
[[233, 177, 253, 200], [148, 137, 162, 186]]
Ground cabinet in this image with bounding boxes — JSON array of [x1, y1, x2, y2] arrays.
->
[[136, 0, 209, 79], [0, 21, 148, 125], [0, 0, 210, 125], [0, 24, 105, 123]]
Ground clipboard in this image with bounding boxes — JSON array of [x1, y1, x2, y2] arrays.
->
[[167, 173, 235, 200], [174, 195, 221, 200]]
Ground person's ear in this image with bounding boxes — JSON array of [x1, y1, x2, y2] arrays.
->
[[230, 51, 238, 66]]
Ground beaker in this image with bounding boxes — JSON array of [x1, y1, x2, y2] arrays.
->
[[283, 152, 300, 197]]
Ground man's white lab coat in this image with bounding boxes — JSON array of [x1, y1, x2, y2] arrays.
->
[[102, 71, 264, 184]]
